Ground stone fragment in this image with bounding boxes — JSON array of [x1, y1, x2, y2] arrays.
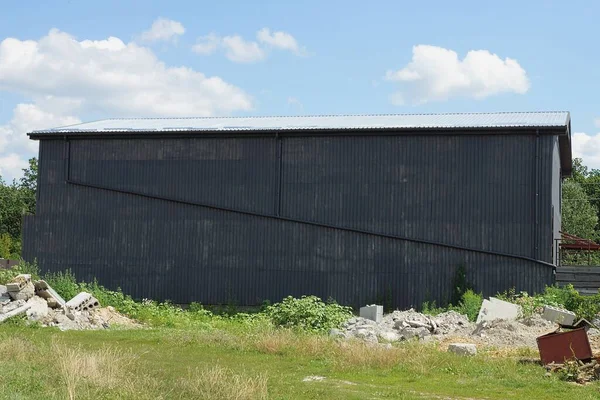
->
[[26, 296, 49, 322], [448, 343, 477, 356], [378, 330, 400, 342]]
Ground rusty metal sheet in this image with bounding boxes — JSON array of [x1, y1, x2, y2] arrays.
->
[[537, 328, 593, 365]]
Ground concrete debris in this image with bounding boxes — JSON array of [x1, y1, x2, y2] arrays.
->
[[0, 303, 31, 322], [34, 280, 66, 308], [476, 297, 521, 324], [339, 306, 574, 348], [448, 343, 477, 356], [26, 296, 49, 321], [340, 309, 471, 344], [6, 274, 31, 292], [8, 281, 35, 301], [542, 305, 577, 326], [0, 279, 136, 330], [359, 305, 383, 323]]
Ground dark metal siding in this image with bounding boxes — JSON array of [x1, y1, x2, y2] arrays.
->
[[23, 134, 557, 308]]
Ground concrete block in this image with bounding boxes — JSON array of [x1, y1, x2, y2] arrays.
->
[[8, 281, 35, 301], [6, 274, 31, 292], [448, 343, 477, 356], [542, 305, 576, 326], [359, 305, 383, 323], [65, 292, 92, 311], [476, 297, 521, 324], [0, 303, 32, 323]]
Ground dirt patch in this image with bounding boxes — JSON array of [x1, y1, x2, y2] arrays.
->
[[95, 307, 141, 328]]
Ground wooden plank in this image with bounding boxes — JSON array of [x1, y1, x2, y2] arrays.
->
[[556, 273, 600, 282], [561, 281, 600, 288], [557, 267, 600, 273]]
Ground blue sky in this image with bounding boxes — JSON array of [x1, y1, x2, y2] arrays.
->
[[0, 0, 598, 180]]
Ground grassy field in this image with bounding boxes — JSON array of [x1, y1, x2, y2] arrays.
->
[[1, 323, 600, 400]]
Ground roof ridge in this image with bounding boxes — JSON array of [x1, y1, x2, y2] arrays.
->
[[92, 111, 570, 121]]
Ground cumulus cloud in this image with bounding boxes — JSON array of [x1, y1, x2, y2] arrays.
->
[[0, 28, 254, 180], [385, 45, 530, 104], [222, 35, 266, 63], [139, 18, 185, 43], [0, 103, 80, 181], [0, 29, 253, 117], [257, 28, 304, 55], [192, 28, 304, 62], [192, 33, 220, 55], [572, 132, 600, 170]]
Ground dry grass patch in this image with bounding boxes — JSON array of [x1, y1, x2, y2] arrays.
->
[[178, 365, 268, 400], [53, 342, 138, 399], [0, 336, 36, 362]]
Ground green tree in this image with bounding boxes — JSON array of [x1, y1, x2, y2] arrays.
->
[[0, 158, 37, 258], [561, 180, 598, 239]]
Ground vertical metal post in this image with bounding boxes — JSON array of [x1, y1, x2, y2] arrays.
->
[[534, 129, 540, 260], [276, 133, 283, 216]]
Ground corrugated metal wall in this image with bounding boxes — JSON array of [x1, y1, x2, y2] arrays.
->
[[23, 133, 557, 308]]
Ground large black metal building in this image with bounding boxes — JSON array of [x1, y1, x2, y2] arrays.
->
[[22, 112, 572, 308]]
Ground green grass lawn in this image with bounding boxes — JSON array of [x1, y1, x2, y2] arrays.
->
[[1, 323, 600, 400]]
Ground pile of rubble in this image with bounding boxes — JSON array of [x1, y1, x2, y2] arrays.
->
[[332, 301, 593, 349], [0, 274, 135, 330], [331, 308, 472, 344]]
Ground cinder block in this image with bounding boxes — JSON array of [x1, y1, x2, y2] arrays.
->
[[542, 305, 576, 326], [359, 305, 383, 323]]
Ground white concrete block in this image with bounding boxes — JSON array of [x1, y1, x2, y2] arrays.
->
[[448, 343, 477, 356], [476, 297, 521, 324], [542, 305, 576, 326], [359, 305, 383, 323]]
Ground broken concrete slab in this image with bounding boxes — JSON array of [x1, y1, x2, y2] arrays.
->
[[6, 274, 31, 292], [34, 280, 66, 309], [448, 343, 477, 356], [0, 303, 32, 323], [2, 299, 25, 313], [542, 305, 576, 326], [360, 305, 383, 323], [0, 285, 7, 296], [8, 281, 35, 301], [476, 297, 521, 324], [65, 292, 92, 311], [26, 296, 49, 322]]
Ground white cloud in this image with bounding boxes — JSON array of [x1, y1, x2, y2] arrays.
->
[[192, 33, 220, 55], [257, 28, 303, 55], [0, 153, 28, 183], [139, 18, 185, 43], [222, 35, 266, 63], [0, 29, 253, 117], [572, 132, 600, 170], [0, 28, 254, 180], [0, 103, 80, 182], [385, 45, 530, 104], [192, 28, 305, 62]]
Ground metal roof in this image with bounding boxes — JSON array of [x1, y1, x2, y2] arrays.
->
[[30, 111, 570, 134]]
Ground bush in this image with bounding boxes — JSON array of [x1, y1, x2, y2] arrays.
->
[[263, 295, 353, 333], [497, 285, 600, 321], [454, 290, 483, 322]]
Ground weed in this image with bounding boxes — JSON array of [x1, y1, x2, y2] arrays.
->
[[179, 365, 268, 400], [263, 295, 353, 333]]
